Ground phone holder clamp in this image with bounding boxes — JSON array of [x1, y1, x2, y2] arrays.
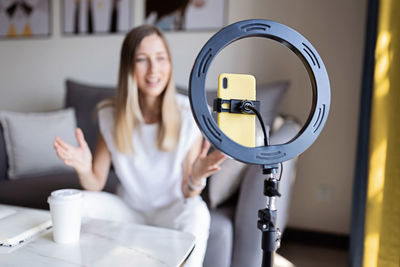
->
[[213, 98, 260, 114]]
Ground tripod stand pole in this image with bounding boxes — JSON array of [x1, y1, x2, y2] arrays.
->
[[258, 166, 281, 267], [262, 251, 274, 267]]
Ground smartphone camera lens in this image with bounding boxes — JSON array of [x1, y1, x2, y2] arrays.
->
[[223, 77, 228, 89]]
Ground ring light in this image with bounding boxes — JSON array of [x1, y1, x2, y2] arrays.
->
[[189, 19, 331, 165]]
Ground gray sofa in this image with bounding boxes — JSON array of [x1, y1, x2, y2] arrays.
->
[[0, 79, 299, 267]]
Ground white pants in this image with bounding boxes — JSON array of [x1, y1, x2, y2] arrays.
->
[[82, 191, 210, 267]]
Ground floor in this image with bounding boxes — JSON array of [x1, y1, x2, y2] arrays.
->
[[277, 241, 349, 267]]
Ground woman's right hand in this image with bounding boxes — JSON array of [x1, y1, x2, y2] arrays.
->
[[53, 128, 93, 176]]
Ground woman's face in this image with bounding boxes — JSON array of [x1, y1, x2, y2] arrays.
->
[[134, 34, 172, 99]]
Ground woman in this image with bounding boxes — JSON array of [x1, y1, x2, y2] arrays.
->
[[53, 25, 226, 266]]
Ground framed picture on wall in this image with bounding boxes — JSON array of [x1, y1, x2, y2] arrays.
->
[[0, 0, 51, 39], [145, 0, 227, 31], [62, 0, 131, 35]]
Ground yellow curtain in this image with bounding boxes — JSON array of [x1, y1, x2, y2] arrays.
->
[[364, 0, 400, 266]]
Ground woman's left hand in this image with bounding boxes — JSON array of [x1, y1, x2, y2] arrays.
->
[[191, 139, 226, 182]]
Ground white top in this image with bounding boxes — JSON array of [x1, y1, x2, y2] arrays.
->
[[98, 94, 201, 211]]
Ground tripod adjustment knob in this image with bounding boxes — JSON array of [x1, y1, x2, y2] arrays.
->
[[264, 179, 281, 197]]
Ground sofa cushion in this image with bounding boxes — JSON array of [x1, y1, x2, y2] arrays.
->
[[0, 108, 78, 180], [257, 81, 289, 127], [65, 80, 116, 152], [203, 207, 234, 267], [231, 163, 265, 267], [208, 159, 247, 209], [0, 125, 7, 181]]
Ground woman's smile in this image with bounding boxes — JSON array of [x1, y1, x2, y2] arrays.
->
[[134, 34, 172, 99], [146, 76, 161, 87]]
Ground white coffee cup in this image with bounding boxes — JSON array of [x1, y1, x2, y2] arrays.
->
[[48, 189, 83, 244]]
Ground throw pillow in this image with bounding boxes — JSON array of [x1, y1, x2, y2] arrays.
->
[[257, 81, 289, 127], [0, 108, 78, 179], [208, 81, 289, 209], [208, 158, 248, 209], [65, 79, 116, 152]]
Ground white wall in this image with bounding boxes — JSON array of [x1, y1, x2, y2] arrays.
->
[[0, 1, 128, 112], [254, 0, 367, 234], [0, 0, 367, 234], [0, 0, 264, 112]]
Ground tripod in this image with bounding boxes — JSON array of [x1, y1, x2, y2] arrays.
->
[[258, 164, 282, 267], [217, 95, 284, 267]]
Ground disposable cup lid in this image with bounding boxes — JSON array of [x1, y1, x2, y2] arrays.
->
[[48, 189, 82, 203]]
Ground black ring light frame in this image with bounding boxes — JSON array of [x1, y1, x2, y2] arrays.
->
[[189, 19, 331, 166]]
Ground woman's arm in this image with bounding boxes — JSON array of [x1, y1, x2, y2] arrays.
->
[[54, 128, 111, 191], [182, 136, 226, 198]]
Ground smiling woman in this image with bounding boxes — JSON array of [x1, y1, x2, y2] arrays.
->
[[135, 34, 173, 123], [108, 26, 180, 153], [53, 25, 226, 267]]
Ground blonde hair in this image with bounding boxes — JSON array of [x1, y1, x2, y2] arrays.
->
[[100, 25, 181, 154]]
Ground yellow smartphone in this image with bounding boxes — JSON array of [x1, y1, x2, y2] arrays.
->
[[217, 73, 256, 147]]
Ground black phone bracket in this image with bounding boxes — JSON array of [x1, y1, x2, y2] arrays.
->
[[213, 98, 260, 114], [188, 19, 331, 267]]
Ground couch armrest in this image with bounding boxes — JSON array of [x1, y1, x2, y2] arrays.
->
[[231, 118, 300, 267], [0, 125, 8, 181], [0, 171, 119, 210]]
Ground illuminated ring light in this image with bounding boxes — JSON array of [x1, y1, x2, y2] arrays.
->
[[189, 19, 331, 165]]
